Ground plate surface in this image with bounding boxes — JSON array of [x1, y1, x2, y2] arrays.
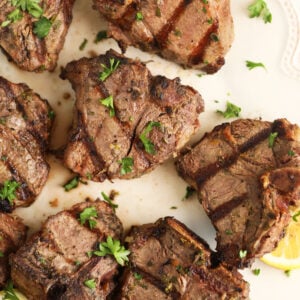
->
[[0, 0, 300, 299]]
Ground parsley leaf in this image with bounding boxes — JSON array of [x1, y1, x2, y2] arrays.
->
[[268, 132, 278, 148], [94, 30, 107, 43], [12, 0, 43, 18], [63, 176, 79, 191], [3, 280, 20, 300], [99, 58, 120, 81], [79, 206, 98, 229], [139, 121, 161, 154], [246, 60, 266, 70], [100, 95, 115, 117], [1, 8, 23, 27], [239, 249, 247, 259], [292, 211, 300, 222], [79, 38, 88, 51], [33, 16, 52, 39], [248, 0, 272, 23], [118, 157, 134, 175], [136, 12, 143, 21], [252, 268, 261, 276], [288, 150, 295, 157], [84, 278, 96, 289], [0, 180, 20, 205], [182, 186, 196, 201], [93, 236, 130, 266], [217, 102, 241, 119], [101, 192, 118, 212], [133, 272, 143, 280]]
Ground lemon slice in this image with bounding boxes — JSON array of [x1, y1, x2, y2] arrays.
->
[[261, 211, 300, 270]]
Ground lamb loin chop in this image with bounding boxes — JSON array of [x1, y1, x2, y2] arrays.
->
[[10, 200, 123, 300], [117, 217, 249, 299], [0, 76, 53, 212], [0, 213, 27, 287], [93, 0, 234, 73], [176, 118, 300, 268], [0, 0, 75, 72], [60, 49, 204, 182]]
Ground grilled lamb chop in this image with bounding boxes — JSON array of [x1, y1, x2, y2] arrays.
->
[[60, 49, 204, 182], [0, 213, 27, 287], [10, 200, 123, 300], [93, 0, 234, 73], [0, 0, 75, 72], [117, 217, 249, 299], [176, 118, 300, 267], [0, 76, 53, 212]]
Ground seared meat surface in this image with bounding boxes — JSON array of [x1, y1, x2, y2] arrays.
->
[[93, 0, 234, 73], [176, 119, 300, 267], [117, 217, 249, 299], [61, 49, 204, 182], [0, 213, 27, 287], [0, 0, 75, 72], [10, 201, 123, 300], [0, 77, 53, 212]]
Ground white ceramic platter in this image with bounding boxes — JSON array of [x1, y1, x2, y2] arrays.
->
[[1, 0, 300, 299]]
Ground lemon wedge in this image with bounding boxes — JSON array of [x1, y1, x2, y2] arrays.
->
[[261, 210, 300, 270]]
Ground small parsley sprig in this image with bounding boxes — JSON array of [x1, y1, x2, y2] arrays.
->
[[217, 101, 241, 119], [33, 16, 52, 39], [248, 0, 272, 23], [101, 192, 118, 212], [79, 206, 98, 229], [92, 236, 130, 266], [99, 58, 120, 81], [139, 121, 161, 154], [84, 278, 96, 289], [0, 180, 20, 205], [246, 60, 266, 71], [3, 280, 20, 300], [63, 176, 79, 191], [100, 95, 115, 117], [268, 132, 278, 148], [118, 157, 134, 175]]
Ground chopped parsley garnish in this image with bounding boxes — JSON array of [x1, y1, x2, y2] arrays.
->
[[268, 132, 278, 148], [239, 249, 247, 259], [79, 38, 88, 51], [118, 157, 134, 175], [100, 95, 115, 117], [33, 16, 52, 39], [155, 7, 161, 17], [246, 60, 266, 70], [63, 176, 79, 191], [139, 121, 161, 154], [136, 12, 143, 21], [292, 211, 300, 222], [94, 30, 107, 43], [48, 110, 55, 120], [101, 192, 118, 212], [284, 269, 291, 277], [217, 102, 241, 119], [248, 0, 272, 23], [252, 268, 261, 276], [170, 206, 177, 209], [84, 278, 96, 289], [92, 236, 130, 266], [207, 18, 213, 24], [0, 180, 20, 205], [210, 33, 219, 42], [133, 272, 143, 280], [1, 8, 23, 27], [225, 229, 233, 235], [3, 280, 20, 300], [79, 206, 98, 229], [183, 186, 196, 201], [288, 150, 295, 157], [99, 58, 120, 81], [0, 251, 4, 257]]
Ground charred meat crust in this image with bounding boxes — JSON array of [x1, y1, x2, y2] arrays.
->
[[93, 0, 234, 73], [10, 201, 123, 300], [0, 76, 53, 211], [117, 217, 249, 299], [176, 118, 300, 268], [0, 0, 75, 72], [60, 49, 204, 182]]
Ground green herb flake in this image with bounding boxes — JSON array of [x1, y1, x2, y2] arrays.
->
[[156, 7, 161, 17], [239, 249, 247, 259], [0, 251, 4, 257], [1, 155, 7, 161], [288, 150, 295, 157], [174, 29, 182, 37], [100, 95, 115, 117], [33, 16, 52, 39], [79, 206, 98, 229], [48, 110, 55, 120], [94, 30, 107, 43], [84, 278, 96, 290], [3, 280, 20, 300], [207, 18, 213, 24], [170, 206, 177, 210], [139, 121, 161, 154], [183, 186, 196, 201], [217, 102, 241, 119], [252, 268, 261, 276], [268, 132, 278, 148], [248, 0, 272, 23], [284, 269, 291, 277], [225, 229, 233, 235], [74, 260, 81, 266], [118, 157, 134, 175], [79, 38, 88, 51], [63, 176, 79, 191], [210, 33, 219, 42], [292, 211, 300, 222], [99, 58, 120, 81], [133, 272, 143, 280], [1, 8, 23, 27], [86, 172, 92, 180], [101, 192, 118, 212], [246, 60, 266, 70], [93, 236, 130, 266], [0, 180, 20, 205], [136, 11, 143, 21]]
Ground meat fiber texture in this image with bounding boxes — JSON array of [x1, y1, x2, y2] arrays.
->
[[176, 118, 300, 268], [0, 213, 27, 288], [10, 201, 124, 300], [117, 217, 249, 299], [60, 49, 204, 182], [0, 0, 75, 72], [0, 76, 53, 212], [93, 0, 234, 73]]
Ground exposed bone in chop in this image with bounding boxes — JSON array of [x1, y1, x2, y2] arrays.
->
[[0, 213, 27, 287], [176, 118, 300, 267], [117, 217, 249, 299], [93, 0, 234, 73], [0, 76, 53, 212], [10, 201, 123, 300], [0, 0, 75, 72], [60, 49, 204, 182]]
